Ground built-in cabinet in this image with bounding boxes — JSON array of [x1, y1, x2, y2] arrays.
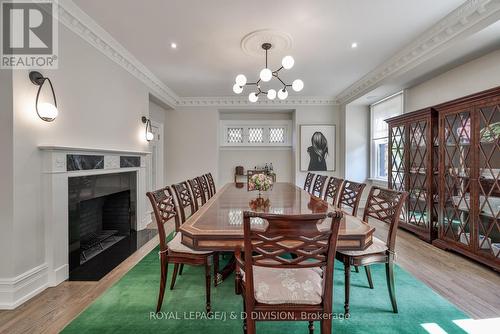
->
[[387, 87, 500, 271], [387, 108, 438, 242]]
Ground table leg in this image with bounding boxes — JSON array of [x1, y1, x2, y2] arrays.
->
[[215, 254, 236, 287]]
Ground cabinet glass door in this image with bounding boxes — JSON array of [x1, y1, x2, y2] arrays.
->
[[390, 125, 406, 221], [477, 104, 500, 260], [408, 120, 430, 229], [442, 112, 473, 248]]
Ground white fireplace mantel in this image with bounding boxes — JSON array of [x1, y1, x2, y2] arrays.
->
[[39, 145, 151, 287]]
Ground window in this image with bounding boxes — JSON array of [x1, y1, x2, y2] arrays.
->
[[227, 128, 243, 143], [220, 120, 292, 147], [370, 92, 404, 181], [269, 127, 285, 143], [248, 127, 264, 143]]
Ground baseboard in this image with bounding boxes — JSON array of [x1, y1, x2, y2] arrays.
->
[[0, 263, 49, 310], [138, 212, 153, 231]]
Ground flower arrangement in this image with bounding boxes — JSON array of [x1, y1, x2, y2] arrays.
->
[[248, 173, 273, 194]]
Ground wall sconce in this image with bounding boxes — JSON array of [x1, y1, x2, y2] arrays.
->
[[29, 71, 58, 122], [142, 116, 154, 141]]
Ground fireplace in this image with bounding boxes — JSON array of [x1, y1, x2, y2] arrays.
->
[[68, 172, 144, 280]]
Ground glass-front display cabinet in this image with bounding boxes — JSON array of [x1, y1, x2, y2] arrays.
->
[[434, 88, 500, 271], [387, 108, 438, 242]]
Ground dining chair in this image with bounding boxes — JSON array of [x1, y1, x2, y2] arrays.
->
[[323, 177, 344, 206], [311, 174, 328, 197], [188, 178, 206, 210], [146, 185, 218, 313], [235, 210, 343, 334], [303, 172, 315, 192], [338, 180, 366, 216], [336, 186, 408, 317], [205, 173, 217, 197], [197, 175, 211, 201]]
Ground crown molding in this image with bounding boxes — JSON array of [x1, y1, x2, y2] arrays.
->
[[176, 96, 339, 107], [335, 0, 500, 105], [56, 0, 180, 108]]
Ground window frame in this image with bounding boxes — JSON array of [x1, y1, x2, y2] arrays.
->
[[220, 120, 292, 147], [370, 91, 404, 182]]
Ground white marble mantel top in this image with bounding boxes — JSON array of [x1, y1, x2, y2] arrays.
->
[[38, 145, 151, 155]]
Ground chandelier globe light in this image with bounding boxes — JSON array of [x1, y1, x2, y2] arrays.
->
[[233, 42, 303, 102]]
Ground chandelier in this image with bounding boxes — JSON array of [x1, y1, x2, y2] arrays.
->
[[233, 43, 304, 102]]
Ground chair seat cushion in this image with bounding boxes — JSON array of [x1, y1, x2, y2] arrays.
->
[[167, 233, 212, 255], [338, 236, 388, 256], [243, 266, 323, 305]]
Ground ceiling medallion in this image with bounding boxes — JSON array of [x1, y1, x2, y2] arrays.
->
[[233, 43, 303, 103]]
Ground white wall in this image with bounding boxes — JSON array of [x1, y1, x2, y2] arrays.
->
[[219, 149, 293, 184], [0, 69, 14, 280], [406, 49, 500, 111], [164, 105, 342, 189], [149, 99, 169, 187], [165, 106, 219, 185], [344, 104, 370, 183], [218, 111, 293, 185], [2, 23, 159, 308]]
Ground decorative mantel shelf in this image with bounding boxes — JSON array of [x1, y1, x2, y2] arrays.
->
[[39, 145, 150, 288], [38, 145, 151, 155]]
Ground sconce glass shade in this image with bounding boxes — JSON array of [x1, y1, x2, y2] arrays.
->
[[142, 116, 154, 142], [29, 71, 58, 122], [38, 102, 59, 121]]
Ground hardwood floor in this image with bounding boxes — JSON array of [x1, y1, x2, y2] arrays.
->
[[0, 219, 499, 334]]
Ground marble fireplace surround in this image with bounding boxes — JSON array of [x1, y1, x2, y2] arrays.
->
[[39, 146, 150, 287]]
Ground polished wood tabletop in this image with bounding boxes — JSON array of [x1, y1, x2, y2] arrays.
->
[[180, 182, 375, 251]]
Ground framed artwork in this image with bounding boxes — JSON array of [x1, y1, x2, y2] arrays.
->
[[300, 125, 335, 171]]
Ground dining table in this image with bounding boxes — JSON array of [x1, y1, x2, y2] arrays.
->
[[180, 182, 375, 285]]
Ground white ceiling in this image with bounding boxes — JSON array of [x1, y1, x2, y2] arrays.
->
[[73, 0, 466, 98]]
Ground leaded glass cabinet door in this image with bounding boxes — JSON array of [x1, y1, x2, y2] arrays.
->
[[407, 117, 435, 240], [440, 110, 474, 251], [389, 124, 406, 222], [476, 102, 500, 265]]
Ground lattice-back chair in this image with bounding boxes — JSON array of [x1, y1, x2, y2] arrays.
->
[[323, 177, 344, 206], [338, 180, 366, 216], [336, 186, 408, 317], [311, 174, 328, 197], [205, 172, 217, 197], [172, 181, 196, 224], [188, 178, 206, 211], [303, 172, 315, 192], [197, 175, 211, 201], [235, 211, 343, 334], [146, 186, 218, 313]]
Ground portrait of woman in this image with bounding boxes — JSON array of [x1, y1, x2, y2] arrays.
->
[[300, 125, 335, 171], [307, 131, 328, 171]]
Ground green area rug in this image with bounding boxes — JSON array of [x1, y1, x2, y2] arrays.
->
[[63, 244, 470, 334]]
